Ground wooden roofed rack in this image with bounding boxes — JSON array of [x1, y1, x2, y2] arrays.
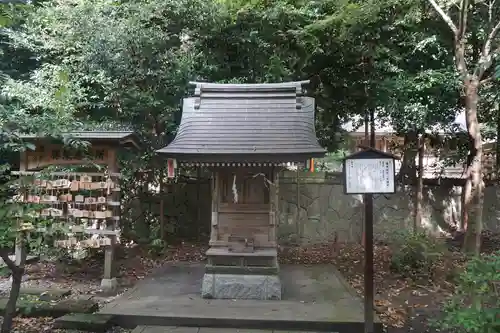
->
[[13, 130, 140, 292]]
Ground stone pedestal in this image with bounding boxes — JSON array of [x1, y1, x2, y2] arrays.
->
[[201, 273, 282, 300], [202, 247, 282, 300], [100, 277, 118, 292]]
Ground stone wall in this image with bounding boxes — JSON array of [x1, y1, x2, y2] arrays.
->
[[151, 170, 500, 245], [277, 171, 500, 245]]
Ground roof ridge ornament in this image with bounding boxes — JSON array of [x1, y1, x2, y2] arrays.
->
[[188, 80, 310, 92], [194, 84, 201, 110], [296, 84, 303, 110]]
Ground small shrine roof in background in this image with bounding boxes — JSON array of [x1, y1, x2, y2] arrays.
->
[[18, 131, 140, 149], [156, 81, 326, 162]]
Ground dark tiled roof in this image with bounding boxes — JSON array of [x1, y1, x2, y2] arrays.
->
[[19, 131, 140, 148], [19, 131, 133, 140], [157, 81, 326, 162]]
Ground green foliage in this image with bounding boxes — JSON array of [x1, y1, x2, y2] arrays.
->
[[0, 172, 65, 256], [0, 2, 81, 264], [4, 0, 224, 146], [1, 0, 469, 153], [314, 149, 348, 171], [0, 266, 10, 277], [205, 0, 319, 83], [148, 238, 167, 256], [0, 2, 31, 28], [384, 68, 460, 133], [438, 252, 500, 333], [1, 0, 496, 250], [389, 230, 446, 279]]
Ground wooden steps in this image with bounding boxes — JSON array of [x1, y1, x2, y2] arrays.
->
[[204, 265, 278, 275], [206, 247, 278, 269], [206, 248, 277, 257]]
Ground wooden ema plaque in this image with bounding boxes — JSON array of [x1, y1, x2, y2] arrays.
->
[[55, 237, 112, 248], [27, 173, 119, 248], [16, 133, 130, 249]]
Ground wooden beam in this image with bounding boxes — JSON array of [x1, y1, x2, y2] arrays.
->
[[11, 171, 122, 177]]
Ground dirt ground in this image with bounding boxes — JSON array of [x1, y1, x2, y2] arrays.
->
[[280, 242, 460, 333], [1, 232, 499, 333]]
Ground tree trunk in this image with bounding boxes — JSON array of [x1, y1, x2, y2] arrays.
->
[[462, 80, 483, 255], [414, 134, 424, 232], [398, 131, 418, 184], [460, 183, 468, 232], [1, 267, 23, 333], [0, 246, 26, 333], [495, 100, 500, 234]]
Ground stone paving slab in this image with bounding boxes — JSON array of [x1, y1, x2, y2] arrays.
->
[[101, 263, 380, 332], [53, 313, 114, 332], [133, 327, 331, 333], [20, 287, 71, 301]]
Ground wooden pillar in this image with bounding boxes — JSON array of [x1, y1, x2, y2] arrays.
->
[[269, 169, 278, 244], [159, 167, 165, 240], [295, 168, 300, 238], [269, 170, 275, 243], [210, 170, 219, 244], [101, 147, 119, 292], [15, 152, 27, 267]]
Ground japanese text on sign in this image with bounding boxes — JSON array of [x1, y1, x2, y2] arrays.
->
[[344, 158, 395, 194]]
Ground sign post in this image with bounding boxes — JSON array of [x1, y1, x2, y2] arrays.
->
[[342, 148, 398, 333]]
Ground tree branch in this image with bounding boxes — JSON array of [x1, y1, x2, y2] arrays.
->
[[428, 0, 458, 34], [428, 0, 470, 76], [489, 0, 497, 22], [0, 248, 18, 272], [454, 0, 471, 77], [483, 20, 500, 57], [480, 76, 495, 85], [457, 0, 469, 40], [474, 19, 500, 79]]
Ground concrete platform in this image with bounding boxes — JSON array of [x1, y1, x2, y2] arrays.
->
[[100, 263, 382, 332]]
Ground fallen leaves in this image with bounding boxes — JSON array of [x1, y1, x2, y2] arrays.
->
[[11, 317, 53, 333], [1, 237, 491, 333], [279, 241, 467, 331]]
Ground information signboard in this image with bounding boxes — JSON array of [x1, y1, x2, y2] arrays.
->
[[344, 158, 395, 194]]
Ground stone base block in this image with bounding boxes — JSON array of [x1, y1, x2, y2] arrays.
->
[[100, 278, 118, 292], [201, 273, 282, 300]]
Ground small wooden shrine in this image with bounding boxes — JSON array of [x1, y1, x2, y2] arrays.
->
[[157, 81, 325, 300], [15, 131, 140, 291]]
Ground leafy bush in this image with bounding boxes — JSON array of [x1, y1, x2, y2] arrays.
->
[[439, 252, 500, 333], [148, 238, 167, 256], [389, 230, 446, 279]]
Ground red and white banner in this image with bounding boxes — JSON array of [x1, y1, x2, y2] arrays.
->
[[167, 158, 177, 178]]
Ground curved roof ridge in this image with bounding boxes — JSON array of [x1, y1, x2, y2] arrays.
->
[[189, 81, 310, 92]]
